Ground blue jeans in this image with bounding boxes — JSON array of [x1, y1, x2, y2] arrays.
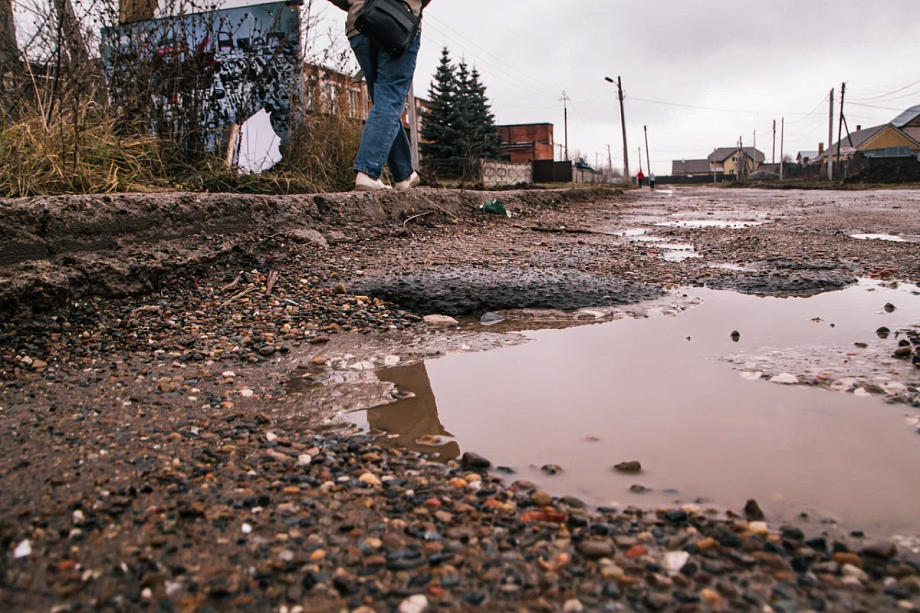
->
[[350, 33, 420, 182]]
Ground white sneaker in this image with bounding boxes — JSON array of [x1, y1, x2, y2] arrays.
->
[[355, 172, 391, 192], [395, 171, 420, 191]]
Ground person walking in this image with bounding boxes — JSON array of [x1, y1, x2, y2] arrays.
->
[[637, 170, 645, 188], [327, 0, 430, 192]]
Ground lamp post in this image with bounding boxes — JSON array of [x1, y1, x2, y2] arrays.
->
[[605, 77, 630, 186]]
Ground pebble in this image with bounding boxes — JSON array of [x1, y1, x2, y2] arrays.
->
[[399, 594, 428, 613], [770, 373, 799, 384], [13, 539, 31, 558], [531, 491, 553, 506], [423, 314, 459, 328], [460, 452, 491, 469], [384, 355, 401, 366], [613, 461, 642, 473], [563, 599, 584, 612], [745, 498, 765, 520]]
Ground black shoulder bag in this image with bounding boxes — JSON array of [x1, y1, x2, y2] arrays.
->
[[354, 0, 421, 58]]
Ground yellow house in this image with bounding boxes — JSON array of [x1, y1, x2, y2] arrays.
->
[[707, 147, 765, 176], [817, 123, 920, 164]]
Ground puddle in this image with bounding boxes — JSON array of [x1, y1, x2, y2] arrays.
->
[[656, 220, 765, 229], [354, 281, 920, 534], [613, 229, 649, 237], [850, 233, 920, 243], [662, 250, 700, 263]]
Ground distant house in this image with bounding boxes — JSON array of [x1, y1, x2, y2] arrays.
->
[[671, 159, 711, 177], [892, 104, 920, 143], [816, 122, 920, 164], [707, 147, 765, 176], [796, 150, 820, 165], [495, 123, 555, 163]]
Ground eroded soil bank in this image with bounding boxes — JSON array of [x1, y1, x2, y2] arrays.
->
[[1, 186, 920, 612]]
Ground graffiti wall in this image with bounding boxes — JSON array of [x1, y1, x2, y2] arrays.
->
[[101, 2, 300, 152]]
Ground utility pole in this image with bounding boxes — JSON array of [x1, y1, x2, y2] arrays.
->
[[607, 144, 613, 172], [638, 147, 643, 174], [835, 82, 846, 180], [407, 84, 420, 172], [644, 125, 651, 179], [827, 88, 834, 180], [560, 91, 570, 161], [617, 78, 630, 185], [780, 117, 785, 180], [772, 120, 776, 165]]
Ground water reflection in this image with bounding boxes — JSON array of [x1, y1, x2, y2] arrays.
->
[[371, 363, 461, 461]]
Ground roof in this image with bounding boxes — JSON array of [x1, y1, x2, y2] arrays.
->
[[672, 159, 711, 175], [891, 104, 920, 128], [797, 151, 819, 160], [817, 125, 887, 160], [708, 147, 766, 163]]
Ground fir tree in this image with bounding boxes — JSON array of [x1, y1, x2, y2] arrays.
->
[[420, 48, 463, 162], [466, 67, 501, 160]]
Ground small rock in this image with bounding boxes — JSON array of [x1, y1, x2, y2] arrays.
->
[[359, 473, 381, 486], [423, 315, 459, 328], [460, 452, 491, 469], [258, 345, 276, 357], [562, 599, 584, 612], [298, 454, 312, 466], [665, 551, 690, 575], [577, 540, 614, 559], [625, 545, 648, 558], [744, 499, 765, 520], [480, 312, 504, 326], [531, 491, 553, 506], [885, 303, 897, 313], [748, 521, 769, 536], [399, 594, 428, 613], [833, 552, 863, 567], [878, 327, 891, 339], [334, 283, 347, 295], [863, 541, 897, 559], [541, 464, 563, 475], [13, 539, 31, 558], [614, 461, 642, 473], [630, 484, 651, 494], [770, 373, 799, 384], [384, 355, 401, 366], [842, 564, 869, 582], [894, 346, 912, 359], [730, 331, 741, 341]]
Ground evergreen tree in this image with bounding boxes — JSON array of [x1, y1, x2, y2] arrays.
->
[[466, 67, 501, 160], [420, 48, 463, 162], [420, 48, 502, 174]]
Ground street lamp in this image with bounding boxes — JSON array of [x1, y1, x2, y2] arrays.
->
[[605, 76, 630, 186]]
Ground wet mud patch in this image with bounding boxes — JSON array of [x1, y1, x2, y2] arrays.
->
[[350, 267, 665, 316], [707, 270, 858, 295]]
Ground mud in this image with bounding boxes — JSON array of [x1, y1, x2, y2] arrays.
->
[[351, 268, 664, 316]]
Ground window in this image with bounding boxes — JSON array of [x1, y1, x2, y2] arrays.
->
[[348, 89, 360, 119]]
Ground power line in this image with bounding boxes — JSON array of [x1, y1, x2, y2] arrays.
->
[[849, 76, 920, 103]]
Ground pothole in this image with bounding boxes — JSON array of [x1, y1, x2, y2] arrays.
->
[[347, 280, 920, 534]]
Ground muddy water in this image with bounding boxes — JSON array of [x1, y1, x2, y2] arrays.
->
[[358, 281, 920, 534]]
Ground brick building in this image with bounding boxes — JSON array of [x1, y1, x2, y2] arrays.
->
[[496, 123, 555, 163]]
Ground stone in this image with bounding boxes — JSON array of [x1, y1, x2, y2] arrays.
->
[[334, 283, 347, 295], [842, 564, 869, 582], [531, 491, 553, 506], [480, 312, 504, 325], [298, 454, 312, 466], [833, 552, 863, 567], [748, 521, 769, 536], [744, 499, 765, 520], [541, 464, 563, 475], [770, 373, 799, 384], [423, 315, 459, 328], [625, 545, 648, 558], [699, 588, 722, 604], [258, 345, 276, 357], [359, 473, 381, 486], [460, 452, 491, 469], [629, 484, 652, 494], [384, 355, 401, 366], [576, 540, 614, 559], [613, 461, 642, 473], [862, 541, 897, 559], [664, 551, 690, 575], [562, 599, 584, 612], [399, 594, 429, 613], [13, 539, 31, 558], [288, 228, 329, 248], [894, 346, 913, 359]]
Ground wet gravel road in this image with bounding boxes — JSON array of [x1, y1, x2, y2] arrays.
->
[[1, 186, 920, 612]]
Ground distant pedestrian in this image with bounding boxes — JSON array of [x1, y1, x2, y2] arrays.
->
[[637, 170, 645, 187], [649, 173, 656, 190], [327, 0, 431, 192]]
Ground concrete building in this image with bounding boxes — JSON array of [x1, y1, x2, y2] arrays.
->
[[707, 147, 765, 176], [495, 123, 555, 163]]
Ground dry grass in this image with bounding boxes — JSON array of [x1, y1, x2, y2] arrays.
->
[[0, 96, 364, 198]]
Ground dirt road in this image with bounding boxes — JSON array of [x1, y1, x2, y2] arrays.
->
[[1, 186, 919, 612]]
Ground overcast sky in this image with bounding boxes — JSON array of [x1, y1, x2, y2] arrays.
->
[[310, 0, 920, 175]]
